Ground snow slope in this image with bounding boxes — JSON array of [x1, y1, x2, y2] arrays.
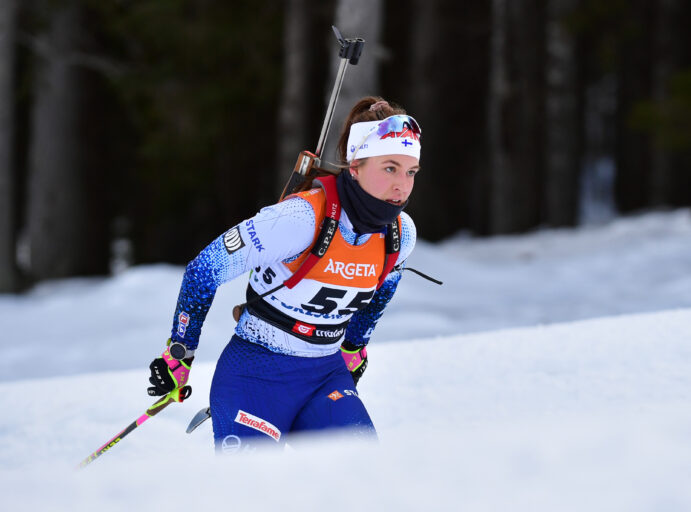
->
[[3, 209, 691, 382], [1, 209, 691, 510], [2, 308, 691, 511]]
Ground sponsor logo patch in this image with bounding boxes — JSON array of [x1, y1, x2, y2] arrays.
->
[[177, 312, 190, 338], [315, 327, 345, 339], [245, 219, 265, 252], [324, 258, 377, 280], [327, 390, 344, 401], [292, 321, 316, 337], [234, 410, 281, 441], [223, 227, 245, 254], [221, 435, 242, 454], [219, 434, 255, 454]]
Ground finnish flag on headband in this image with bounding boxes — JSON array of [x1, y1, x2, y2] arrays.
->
[[346, 115, 422, 163]]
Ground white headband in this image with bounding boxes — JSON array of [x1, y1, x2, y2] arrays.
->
[[346, 115, 422, 163]]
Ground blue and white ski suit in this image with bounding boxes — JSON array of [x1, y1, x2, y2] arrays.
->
[[169, 189, 416, 451]]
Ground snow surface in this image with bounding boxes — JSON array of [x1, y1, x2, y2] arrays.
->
[[2, 209, 691, 510]]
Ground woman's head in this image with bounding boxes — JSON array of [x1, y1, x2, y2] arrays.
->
[[349, 153, 420, 205], [336, 97, 421, 205], [336, 96, 407, 164]]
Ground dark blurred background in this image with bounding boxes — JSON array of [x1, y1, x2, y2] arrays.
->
[[1, 0, 690, 293]]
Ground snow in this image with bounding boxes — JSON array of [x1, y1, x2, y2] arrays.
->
[[1, 209, 691, 510]]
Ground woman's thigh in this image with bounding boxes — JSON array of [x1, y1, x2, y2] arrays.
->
[[210, 337, 303, 452], [290, 370, 376, 437]]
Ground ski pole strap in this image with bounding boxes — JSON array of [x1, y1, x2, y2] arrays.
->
[[147, 385, 192, 417]]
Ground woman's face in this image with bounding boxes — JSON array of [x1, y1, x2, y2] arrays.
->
[[350, 154, 420, 205]]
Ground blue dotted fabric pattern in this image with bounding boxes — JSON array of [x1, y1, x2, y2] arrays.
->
[[169, 197, 317, 350], [340, 211, 415, 347], [170, 235, 237, 349], [398, 211, 416, 264], [344, 269, 403, 347], [339, 219, 372, 246]]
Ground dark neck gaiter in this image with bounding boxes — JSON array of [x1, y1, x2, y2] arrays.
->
[[336, 170, 407, 234]]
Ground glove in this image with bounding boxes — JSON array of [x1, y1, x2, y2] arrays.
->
[[340, 341, 368, 386], [147, 339, 194, 396]]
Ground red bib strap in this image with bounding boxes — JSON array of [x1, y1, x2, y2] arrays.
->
[[284, 175, 341, 289], [284, 174, 401, 291]]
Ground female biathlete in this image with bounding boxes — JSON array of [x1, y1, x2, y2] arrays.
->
[[146, 97, 422, 453]]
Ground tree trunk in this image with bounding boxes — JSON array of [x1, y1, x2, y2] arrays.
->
[[402, 0, 440, 237], [321, 0, 383, 165], [0, 0, 18, 292], [543, 0, 580, 226], [487, 0, 512, 233], [276, 0, 311, 196], [488, 0, 543, 234], [614, 0, 653, 213], [26, 2, 109, 280], [382, 0, 491, 239], [650, 0, 679, 206]]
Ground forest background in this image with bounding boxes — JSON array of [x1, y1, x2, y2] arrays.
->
[[1, 0, 690, 292]]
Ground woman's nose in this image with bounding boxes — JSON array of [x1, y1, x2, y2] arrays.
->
[[392, 173, 408, 191]]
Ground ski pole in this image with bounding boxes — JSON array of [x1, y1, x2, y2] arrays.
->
[[77, 385, 192, 468], [279, 26, 365, 200], [186, 406, 211, 433]]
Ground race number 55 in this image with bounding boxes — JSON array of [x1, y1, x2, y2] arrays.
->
[[301, 287, 375, 316]]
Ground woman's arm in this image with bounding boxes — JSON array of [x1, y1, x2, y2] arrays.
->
[[169, 197, 317, 350], [343, 269, 403, 345], [343, 212, 417, 346]]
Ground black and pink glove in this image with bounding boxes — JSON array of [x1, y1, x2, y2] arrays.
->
[[340, 341, 368, 386], [147, 339, 194, 396]]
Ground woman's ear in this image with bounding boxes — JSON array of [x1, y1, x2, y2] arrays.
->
[[349, 162, 359, 180]]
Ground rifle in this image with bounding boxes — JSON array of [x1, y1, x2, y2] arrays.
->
[[278, 26, 364, 200]]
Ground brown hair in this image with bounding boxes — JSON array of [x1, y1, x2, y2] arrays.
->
[[335, 96, 406, 165]]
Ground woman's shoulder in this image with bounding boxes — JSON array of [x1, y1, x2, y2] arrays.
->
[[398, 211, 417, 263], [278, 188, 326, 221], [234, 194, 320, 263], [400, 210, 416, 232], [260, 193, 320, 224], [249, 194, 319, 244]]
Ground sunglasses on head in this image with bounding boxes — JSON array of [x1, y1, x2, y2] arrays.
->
[[351, 115, 422, 161], [375, 115, 421, 139]]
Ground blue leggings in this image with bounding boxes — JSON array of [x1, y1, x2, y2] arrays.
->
[[210, 336, 375, 453]]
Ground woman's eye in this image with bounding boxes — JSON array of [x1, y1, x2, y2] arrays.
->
[[384, 166, 395, 173], [407, 169, 418, 176]]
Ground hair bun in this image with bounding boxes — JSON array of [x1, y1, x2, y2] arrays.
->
[[369, 100, 390, 112]]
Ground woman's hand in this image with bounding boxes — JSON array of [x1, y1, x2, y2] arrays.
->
[[147, 339, 194, 396], [340, 341, 368, 386]]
